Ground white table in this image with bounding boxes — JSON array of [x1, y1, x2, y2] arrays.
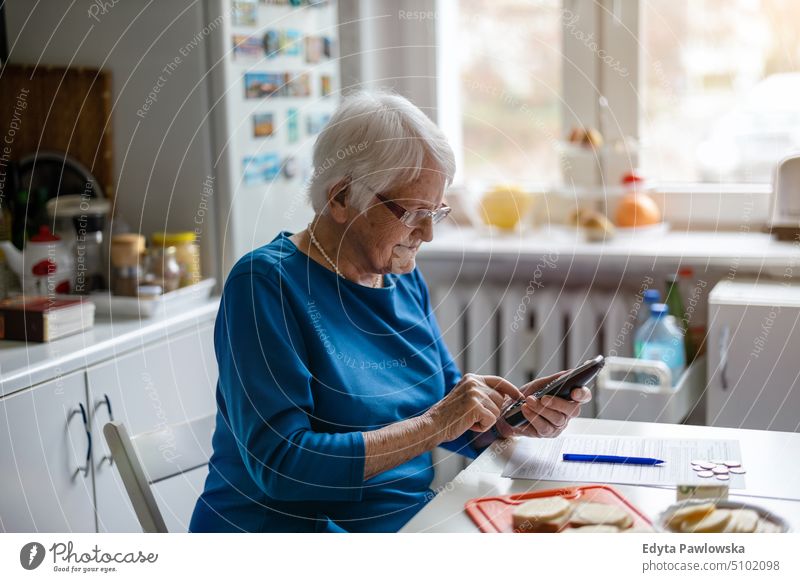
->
[[401, 418, 800, 532]]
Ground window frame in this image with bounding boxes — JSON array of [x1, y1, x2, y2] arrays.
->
[[436, 0, 773, 228]]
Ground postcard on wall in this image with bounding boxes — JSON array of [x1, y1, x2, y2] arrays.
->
[[305, 36, 323, 64], [253, 113, 275, 138], [244, 72, 284, 98], [320, 74, 332, 97], [287, 108, 300, 143], [243, 152, 281, 185], [281, 30, 303, 56], [233, 34, 263, 60], [263, 30, 280, 58], [231, 0, 257, 26], [287, 73, 311, 97]]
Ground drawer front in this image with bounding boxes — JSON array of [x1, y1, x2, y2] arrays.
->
[[0, 370, 96, 532], [707, 304, 800, 431], [88, 323, 218, 532]]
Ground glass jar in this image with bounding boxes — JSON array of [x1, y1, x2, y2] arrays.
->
[[72, 213, 106, 293], [110, 234, 145, 297], [152, 232, 200, 287], [147, 245, 180, 293]]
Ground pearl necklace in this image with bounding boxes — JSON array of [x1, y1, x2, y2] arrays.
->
[[307, 223, 382, 288]]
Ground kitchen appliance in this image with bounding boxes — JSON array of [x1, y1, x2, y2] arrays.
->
[[706, 280, 800, 432], [768, 153, 800, 241]]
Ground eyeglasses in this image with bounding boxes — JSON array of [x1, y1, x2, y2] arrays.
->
[[373, 192, 452, 228]]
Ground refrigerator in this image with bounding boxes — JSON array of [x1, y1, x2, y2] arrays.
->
[[707, 279, 800, 432], [205, 0, 341, 275]]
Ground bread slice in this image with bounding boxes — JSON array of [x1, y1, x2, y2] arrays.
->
[[755, 517, 783, 533], [681, 509, 732, 533], [519, 512, 573, 533], [570, 502, 633, 529], [666, 502, 716, 531], [512, 497, 573, 533], [724, 509, 759, 533]]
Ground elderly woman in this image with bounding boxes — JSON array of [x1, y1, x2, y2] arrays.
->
[[190, 92, 591, 533]]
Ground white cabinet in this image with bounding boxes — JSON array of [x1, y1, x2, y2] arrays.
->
[[0, 371, 96, 532], [88, 324, 217, 532], [0, 301, 219, 532], [707, 280, 800, 432]]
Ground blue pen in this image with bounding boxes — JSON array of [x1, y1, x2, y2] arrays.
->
[[562, 453, 665, 466]]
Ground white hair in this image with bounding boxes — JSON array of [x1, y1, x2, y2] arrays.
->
[[307, 91, 456, 214]]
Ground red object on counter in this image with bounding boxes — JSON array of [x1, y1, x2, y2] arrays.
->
[[464, 484, 653, 533], [30, 225, 61, 242]]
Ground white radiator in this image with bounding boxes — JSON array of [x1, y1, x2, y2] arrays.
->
[[430, 284, 637, 418], [428, 283, 637, 491]]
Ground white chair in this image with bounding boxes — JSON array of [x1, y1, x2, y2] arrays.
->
[[102, 414, 215, 533]]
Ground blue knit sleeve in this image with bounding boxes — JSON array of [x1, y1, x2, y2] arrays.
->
[[214, 270, 366, 501], [412, 268, 486, 459]]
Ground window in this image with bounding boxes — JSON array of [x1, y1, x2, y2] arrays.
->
[[641, 0, 800, 184], [440, 0, 798, 208], [454, 0, 563, 187]]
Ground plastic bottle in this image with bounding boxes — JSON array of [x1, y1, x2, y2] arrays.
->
[[635, 303, 686, 386], [634, 288, 661, 357]]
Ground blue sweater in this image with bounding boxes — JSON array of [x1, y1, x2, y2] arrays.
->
[[189, 231, 480, 532]]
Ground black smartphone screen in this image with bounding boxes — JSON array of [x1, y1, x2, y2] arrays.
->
[[532, 355, 605, 400], [502, 355, 605, 427]]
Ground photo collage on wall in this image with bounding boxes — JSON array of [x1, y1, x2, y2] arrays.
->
[[232, 0, 336, 186]]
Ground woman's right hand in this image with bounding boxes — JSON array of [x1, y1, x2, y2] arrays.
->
[[427, 373, 523, 443]]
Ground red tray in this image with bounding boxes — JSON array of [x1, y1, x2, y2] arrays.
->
[[465, 484, 653, 533]]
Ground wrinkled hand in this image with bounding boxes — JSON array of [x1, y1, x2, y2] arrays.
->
[[494, 371, 592, 439], [428, 373, 523, 443]]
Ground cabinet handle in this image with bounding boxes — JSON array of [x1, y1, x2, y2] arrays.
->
[[94, 394, 115, 467], [719, 325, 731, 391], [95, 393, 114, 421], [71, 403, 92, 479]]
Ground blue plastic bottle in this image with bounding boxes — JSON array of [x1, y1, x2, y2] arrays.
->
[[634, 289, 661, 357], [635, 303, 686, 385]]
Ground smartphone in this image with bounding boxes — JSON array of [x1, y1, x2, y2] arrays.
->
[[501, 355, 605, 428]]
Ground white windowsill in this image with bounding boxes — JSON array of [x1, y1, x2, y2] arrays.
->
[[417, 224, 799, 275]]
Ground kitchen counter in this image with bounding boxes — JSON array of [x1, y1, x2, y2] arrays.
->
[[0, 298, 220, 398]]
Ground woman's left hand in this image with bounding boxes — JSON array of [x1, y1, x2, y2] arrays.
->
[[494, 371, 592, 439]]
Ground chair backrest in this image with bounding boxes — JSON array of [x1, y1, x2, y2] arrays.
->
[[103, 414, 215, 533]]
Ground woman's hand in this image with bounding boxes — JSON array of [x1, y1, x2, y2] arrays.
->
[[494, 371, 592, 439], [427, 373, 523, 443]]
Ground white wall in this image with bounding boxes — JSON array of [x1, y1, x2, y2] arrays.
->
[[338, 0, 438, 118], [5, 0, 219, 280]]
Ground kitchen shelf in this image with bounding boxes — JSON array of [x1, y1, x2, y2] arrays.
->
[[88, 278, 216, 318]]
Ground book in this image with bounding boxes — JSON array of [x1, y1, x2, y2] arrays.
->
[[0, 296, 95, 342]]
